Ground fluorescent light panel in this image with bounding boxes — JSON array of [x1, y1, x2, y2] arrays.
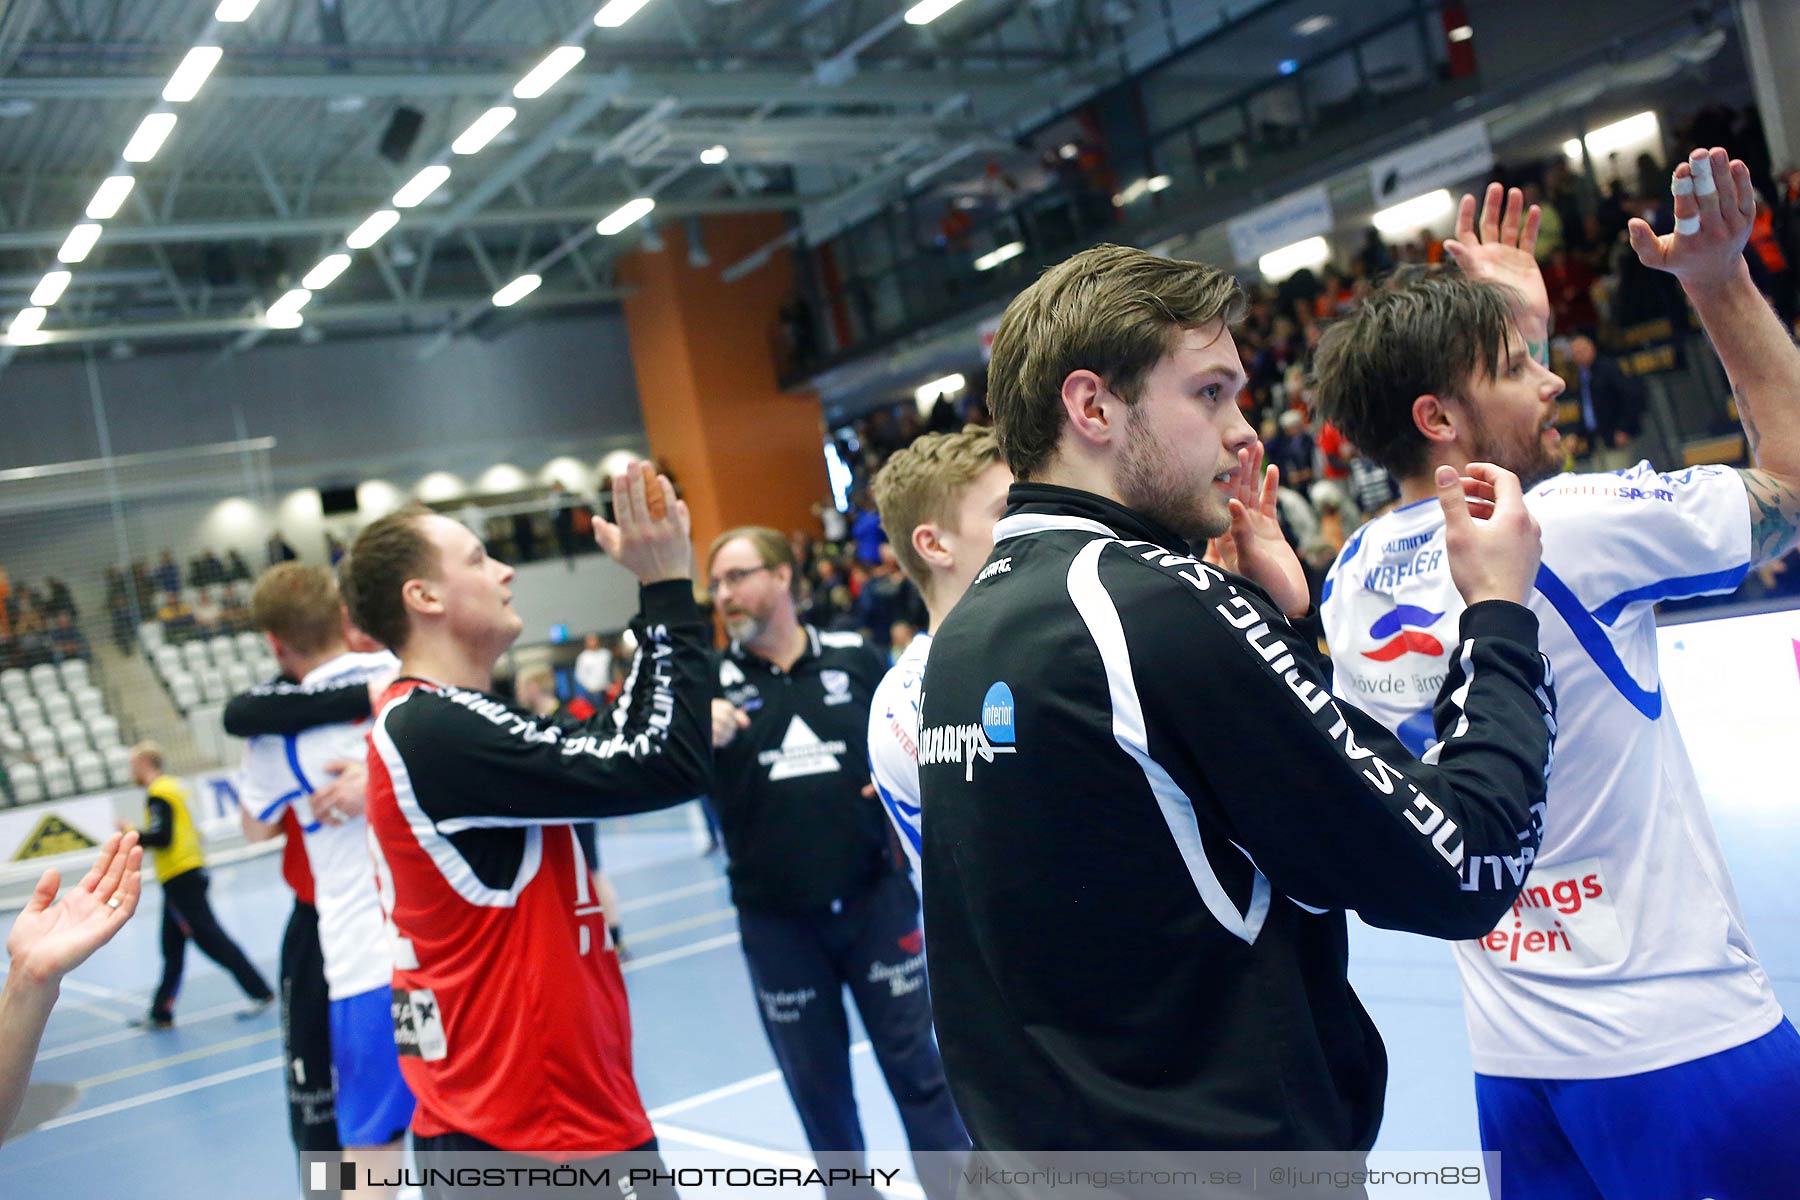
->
[[492, 274, 543, 307], [265, 288, 312, 327], [1447, 24, 1474, 43], [596, 196, 654, 235], [1293, 14, 1335, 35], [1372, 188, 1455, 236], [452, 106, 516, 155], [9, 307, 46, 336], [904, 0, 968, 24], [1258, 236, 1331, 282], [913, 373, 965, 405], [347, 210, 400, 249], [593, 0, 653, 27], [973, 241, 1024, 271], [122, 112, 178, 163], [31, 271, 71, 307], [1566, 111, 1659, 159], [86, 175, 136, 220], [58, 223, 103, 264], [214, 0, 261, 20], [513, 46, 585, 99], [700, 144, 729, 165], [392, 164, 451, 209], [302, 254, 352, 290], [162, 46, 222, 102]]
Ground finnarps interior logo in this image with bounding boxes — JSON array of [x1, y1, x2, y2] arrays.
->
[[919, 681, 1018, 782], [309, 1160, 357, 1191], [981, 681, 1016, 745]]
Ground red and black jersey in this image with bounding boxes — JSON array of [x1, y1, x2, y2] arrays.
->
[[363, 581, 713, 1157]]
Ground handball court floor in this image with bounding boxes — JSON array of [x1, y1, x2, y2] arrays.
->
[[5, 607, 1799, 1199]]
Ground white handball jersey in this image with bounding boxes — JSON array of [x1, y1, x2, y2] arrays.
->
[[1321, 463, 1783, 1079], [239, 651, 397, 1000], [868, 632, 929, 879]]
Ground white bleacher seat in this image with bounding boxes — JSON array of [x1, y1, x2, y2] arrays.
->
[[10, 697, 46, 730], [224, 662, 256, 695], [38, 756, 74, 799], [70, 750, 107, 794], [9, 762, 43, 805], [25, 726, 59, 759], [208, 634, 238, 668], [138, 621, 165, 651], [171, 678, 201, 712], [28, 663, 60, 695], [0, 668, 29, 697], [197, 667, 227, 704], [58, 659, 89, 690], [235, 631, 264, 660], [42, 692, 74, 724], [181, 642, 211, 672], [68, 685, 102, 713], [55, 721, 90, 757], [249, 654, 277, 681], [103, 744, 132, 787], [88, 714, 121, 748]]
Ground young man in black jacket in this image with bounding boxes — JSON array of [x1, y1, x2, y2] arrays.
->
[[918, 244, 1558, 1159]]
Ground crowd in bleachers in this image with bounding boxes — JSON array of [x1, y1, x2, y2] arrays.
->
[[0, 571, 86, 671], [797, 112, 1800, 645]]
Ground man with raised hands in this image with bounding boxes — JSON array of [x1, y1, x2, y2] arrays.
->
[[342, 463, 711, 1197], [1318, 153, 1800, 1198]]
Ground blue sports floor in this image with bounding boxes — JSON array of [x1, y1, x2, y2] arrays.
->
[[4, 613, 1798, 1197]]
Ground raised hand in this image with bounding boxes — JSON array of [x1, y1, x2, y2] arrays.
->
[[1436, 463, 1541, 606], [593, 461, 694, 585], [1627, 146, 1756, 289], [711, 698, 750, 749], [6, 832, 142, 986], [1443, 183, 1549, 327], [1218, 443, 1310, 617]]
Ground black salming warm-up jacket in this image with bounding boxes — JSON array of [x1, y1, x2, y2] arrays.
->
[[917, 484, 1556, 1153]]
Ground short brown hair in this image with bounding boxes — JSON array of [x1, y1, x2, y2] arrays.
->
[[707, 526, 798, 598], [251, 563, 343, 655], [1312, 266, 1518, 480], [344, 505, 437, 651], [987, 243, 1246, 480], [870, 426, 1001, 592]]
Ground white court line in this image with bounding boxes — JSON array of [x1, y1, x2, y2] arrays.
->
[[36, 999, 263, 1061], [37, 1056, 284, 1131], [621, 931, 740, 973], [619, 877, 728, 914], [647, 1043, 871, 1121], [628, 908, 736, 946], [655, 1122, 924, 1200], [76, 1030, 279, 1088]]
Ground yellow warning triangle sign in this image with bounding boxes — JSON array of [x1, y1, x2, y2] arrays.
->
[[12, 814, 99, 861]]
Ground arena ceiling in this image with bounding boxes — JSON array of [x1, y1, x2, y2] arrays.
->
[[0, 0, 1275, 371]]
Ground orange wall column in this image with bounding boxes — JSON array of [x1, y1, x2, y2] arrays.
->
[[616, 214, 828, 563]]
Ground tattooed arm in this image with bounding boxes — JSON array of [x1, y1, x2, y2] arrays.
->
[[1737, 468, 1800, 564]]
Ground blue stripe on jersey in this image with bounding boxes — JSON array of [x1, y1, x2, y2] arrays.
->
[[1590, 562, 1751, 626], [283, 733, 315, 795], [258, 787, 304, 823], [1321, 523, 1371, 606], [1532, 564, 1661, 720], [870, 757, 922, 857]]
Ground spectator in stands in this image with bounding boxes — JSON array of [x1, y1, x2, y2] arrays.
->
[[105, 568, 136, 653], [850, 492, 887, 566], [226, 550, 252, 583], [157, 591, 196, 641], [192, 588, 223, 635], [1568, 333, 1645, 470], [49, 614, 88, 663], [572, 633, 612, 707], [549, 482, 579, 563], [266, 534, 298, 567], [191, 550, 226, 588], [153, 552, 180, 596], [42, 579, 74, 621], [219, 584, 252, 633], [1266, 410, 1317, 489], [1346, 442, 1401, 518]]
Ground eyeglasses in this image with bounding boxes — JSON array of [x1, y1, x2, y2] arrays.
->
[[706, 564, 770, 596]]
